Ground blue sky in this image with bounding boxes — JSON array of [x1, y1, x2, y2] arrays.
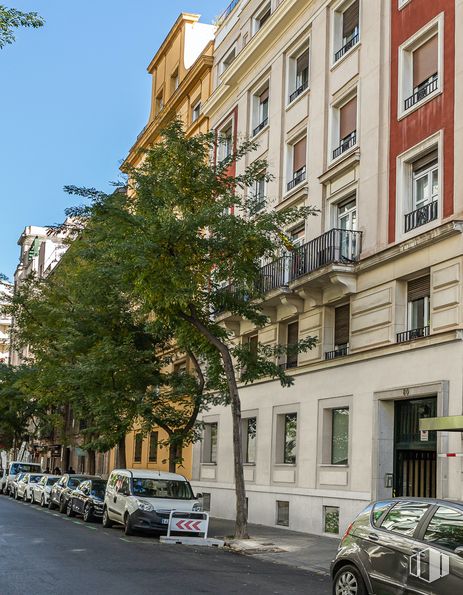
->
[[0, 0, 226, 279]]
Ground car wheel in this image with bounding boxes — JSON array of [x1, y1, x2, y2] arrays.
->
[[59, 497, 67, 514], [333, 564, 367, 595], [102, 507, 113, 528], [48, 497, 56, 510], [83, 504, 93, 523], [66, 500, 74, 517], [124, 513, 134, 536]]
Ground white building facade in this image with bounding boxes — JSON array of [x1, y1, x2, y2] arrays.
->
[[191, 0, 463, 537]]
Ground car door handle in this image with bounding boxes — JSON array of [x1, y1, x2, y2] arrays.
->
[[113, 496, 117, 503], [369, 533, 380, 542]]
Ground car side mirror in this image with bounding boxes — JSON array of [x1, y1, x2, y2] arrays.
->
[[455, 546, 463, 558], [196, 493, 203, 499]]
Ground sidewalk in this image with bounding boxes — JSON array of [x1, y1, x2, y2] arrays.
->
[[208, 518, 339, 576]]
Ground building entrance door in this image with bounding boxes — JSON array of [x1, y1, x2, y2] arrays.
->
[[393, 397, 437, 498]]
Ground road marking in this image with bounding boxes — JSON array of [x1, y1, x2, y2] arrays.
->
[[53, 514, 60, 517], [120, 537, 131, 543], [73, 521, 82, 525]]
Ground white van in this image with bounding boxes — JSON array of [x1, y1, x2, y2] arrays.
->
[[1, 461, 42, 495], [103, 469, 201, 535]]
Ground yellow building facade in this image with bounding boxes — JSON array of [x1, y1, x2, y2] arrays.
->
[[111, 13, 215, 478]]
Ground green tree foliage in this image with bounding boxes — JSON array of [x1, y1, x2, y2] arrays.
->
[[64, 120, 318, 538], [0, 5, 44, 49]]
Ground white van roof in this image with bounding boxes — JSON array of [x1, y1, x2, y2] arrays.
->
[[110, 469, 187, 481]]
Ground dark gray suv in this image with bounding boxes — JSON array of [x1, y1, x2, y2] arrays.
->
[[331, 498, 463, 594]]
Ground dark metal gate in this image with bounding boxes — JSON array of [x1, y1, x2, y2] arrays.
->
[[393, 397, 437, 498]]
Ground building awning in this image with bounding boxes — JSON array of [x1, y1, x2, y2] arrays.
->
[[420, 416, 463, 432]]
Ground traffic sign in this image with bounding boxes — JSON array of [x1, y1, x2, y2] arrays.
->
[[167, 511, 209, 539]]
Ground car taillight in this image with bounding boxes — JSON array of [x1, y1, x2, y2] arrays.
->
[[341, 522, 354, 541]]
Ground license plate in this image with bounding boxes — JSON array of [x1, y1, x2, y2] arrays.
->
[[161, 518, 169, 524]]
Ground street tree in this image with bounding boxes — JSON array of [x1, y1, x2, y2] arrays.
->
[[0, 4, 44, 49], [65, 120, 318, 538]]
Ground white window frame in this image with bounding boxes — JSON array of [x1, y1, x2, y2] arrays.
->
[[241, 413, 258, 465], [220, 44, 237, 75], [191, 98, 201, 123], [398, 0, 411, 9], [395, 131, 442, 241], [217, 120, 234, 163], [331, 0, 361, 67], [251, 81, 270, 137], [287, 42, 310, 105], [202, 421, 218, 464], [252, 1, 271, 35], [285, 134, 307, 194], [397, 14, 444, 120], [318, 395, 353, 468], [329, 87, 359, 164], [273, 408, 298, 465], [408, 295, 430, 332]]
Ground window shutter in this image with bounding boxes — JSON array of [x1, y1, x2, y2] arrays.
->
[[408, 276, 430, 302], [334, 304, 350, 346], [259, 88, 269, 103], [412, 149, 438, 175], [342, 0, 359, 38], [413, 35, 438, 88], [339, 97, 357, 139], [293, 137, 307, 172]]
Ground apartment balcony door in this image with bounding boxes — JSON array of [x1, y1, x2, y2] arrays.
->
[[337, 197, 357, 261], [393, 397, 437, 498]]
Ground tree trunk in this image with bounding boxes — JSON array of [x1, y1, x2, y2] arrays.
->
[[86, 449, 96, 475], [184, 312, 248, 539], [116, 436, 126, 468], [168, 442, 177, 474]]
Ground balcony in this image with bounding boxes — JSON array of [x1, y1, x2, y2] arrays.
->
[[287, 166, 306, 192], [404, 201, 438, 232], [253, 117, 268, 136], [258, 228, 362, 292], [404, 74, 438, 111], [333, 131, 356, 160], [289, 80, 308, 103], [334, 31, 359, 63], [216, 0, 240, 27], [325, 345, 349, 360], [397, 326, 430, 344]]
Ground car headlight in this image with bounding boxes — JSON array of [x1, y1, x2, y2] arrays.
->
[[192, 503, 202, 512], [135, 499, 154, 512]]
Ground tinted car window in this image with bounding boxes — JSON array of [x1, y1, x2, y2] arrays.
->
[[423, 506, 463, 552], [372, 501, 395, 527], [132, 478, 194, 500], [69, 477, 85, 488], [47, 477, 59, 486], [381, 502, 430, 537]]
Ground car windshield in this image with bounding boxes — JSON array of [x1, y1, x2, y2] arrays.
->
[[90, 481, 107, 499], [69, 477, 85, 488], [47, 477, 59, 486], [132, 478, 194, 500], [29, 475, 43, 483], [10, 463, 41, 475]]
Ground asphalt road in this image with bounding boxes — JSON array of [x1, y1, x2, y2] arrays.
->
[[0, 495, 330, 595]]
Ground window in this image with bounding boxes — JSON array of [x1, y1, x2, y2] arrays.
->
[[243, 417, 257, 464], [333, 96, 357, 159], [423, 506, 463, 552], [253, 2, 271, 34], [149, 431, 158, 463], [173, 361, 187, 374], [283, 413, 297, 464], [218, 124, 233, 163], [155, 91, 164, 115], [381, 501, 430, 536], [247, 333, 258, 363], [134, 433, 143, 463], [399, 18, 442, 117], [191, 99, 201, 123], [287, 137, 307, 191], [326, 304, 350, 359], [334, 0, 360, 63], [171, 69, 179, 94], [201, 492, 211, 511], [203, 422, 218, 464], [250, 175, 266, 212], [331, 407, 349, 464], [221, 46, 236, 74], [324, 506, 340, 534], [372, 501, 395, 527], [285, 321, 299, 369], [276, 500, 289, 526], [337, 196, 358, 260], [253, 87, 269, 136], [404, 150, 439, 232], [289, 47, 309, 103], [398, 276, 430, 342]]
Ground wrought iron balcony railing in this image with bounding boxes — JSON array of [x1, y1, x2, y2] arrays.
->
[[333, 131, 356, 160], [253, 117, 268, 136], [287, 166, 306, 191], [334, 31, 359, 62], [289, 80, 308, 103], [404, 74, 438, 111], [397, 326, 430, 343], [325, 345, 349, 360], [216, 0, 240, 27], [404, 201, 438, 232]]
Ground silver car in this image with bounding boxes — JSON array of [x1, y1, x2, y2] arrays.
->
[[331, 497, 463, 594]]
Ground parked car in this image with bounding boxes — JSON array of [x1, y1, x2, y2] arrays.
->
[[49, 474, 100, 513], [67, 478, 107, 522], [15, 473, 44, 502], [2, 461, 42, 495], [31, 475, 60, 506], [331, 497, 463, 595], [10, 472, 27, 499], [102, 469, 201, 536]]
